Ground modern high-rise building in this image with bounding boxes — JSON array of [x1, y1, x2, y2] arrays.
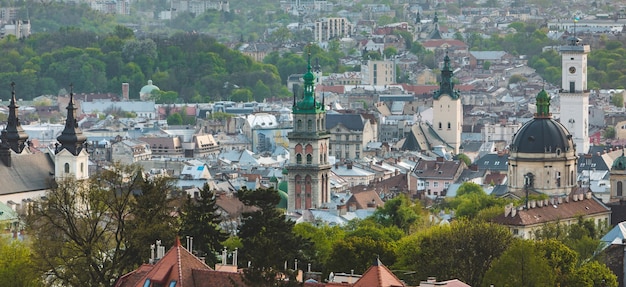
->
[[314, 17, 352, 43]]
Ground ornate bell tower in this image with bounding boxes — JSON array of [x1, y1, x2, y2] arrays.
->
[[560, 35, 590, 154], [286, 54, 331, 211], [432, 52, 462, 154], [55, 85, 89, 181]]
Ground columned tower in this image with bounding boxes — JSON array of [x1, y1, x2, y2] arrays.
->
[[287, 55, 331, 212], [560, 36, 590, 154]]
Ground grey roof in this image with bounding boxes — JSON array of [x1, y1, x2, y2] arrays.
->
[[0, 152, 55, 195], [326, 113, 365, 131], [469, 51, 507, 60], [474, 153, 509, 172]]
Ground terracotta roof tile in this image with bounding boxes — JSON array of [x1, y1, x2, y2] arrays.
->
[[353, 259, 405, 287], [492, 193, 611, 226]]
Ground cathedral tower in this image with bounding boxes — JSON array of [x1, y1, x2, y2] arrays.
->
[[432, 52, 462, 154], [55, 86, 89, 181], [287, 55, 331, 211], [560, 35, 590, 154]]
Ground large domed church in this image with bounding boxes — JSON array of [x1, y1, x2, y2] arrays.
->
[[507, 89, 578, 198]]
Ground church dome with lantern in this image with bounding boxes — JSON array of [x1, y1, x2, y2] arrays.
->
[[507, 89, 578, 198]]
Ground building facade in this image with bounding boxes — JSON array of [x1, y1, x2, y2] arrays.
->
[[361, 60, 395, 86], [314, 17, 353, 43]]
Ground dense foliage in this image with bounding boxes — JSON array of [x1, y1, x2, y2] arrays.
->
[[0, 25, 288, 103]]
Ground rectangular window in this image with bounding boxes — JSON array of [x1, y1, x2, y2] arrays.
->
[[569, 81, 575, 93], [433, 182, 439, 188]]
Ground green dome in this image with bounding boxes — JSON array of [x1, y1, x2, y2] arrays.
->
[[303, 71, 315, 81], [297, 94, 316, 110], [278, 180, 288, 192], [276, 182, 288, 209], [270, 176, 279, 183], [613, 153, 626, 170], [140, 80, 160, 95], [282, 168, 288, 175]]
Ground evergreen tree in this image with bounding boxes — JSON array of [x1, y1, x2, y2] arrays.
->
[[237, 187, 310, 286], [179, 183, 228, 267]]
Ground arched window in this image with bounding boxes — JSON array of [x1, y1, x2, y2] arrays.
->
[[80, 163, 84, 173], [307, 154, 312, 164], [570, 170, 574, 186], [308, 119, 313, 131], [447, 122, 451, 129], [618, 181, 623, 197], [296, 154, 302, 164], [438, 122, 442, 129], [64, 163, 70, 173], [297, 119, 302, 130]]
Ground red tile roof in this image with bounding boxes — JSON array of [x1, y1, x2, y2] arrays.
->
[[353, 259, 405, 287], [492, 193, 611, 226], [116, 245, 252, 287]]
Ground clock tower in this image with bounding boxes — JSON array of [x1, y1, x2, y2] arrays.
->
[[286, 54, 331, 212], [560, 36, 590, 154]]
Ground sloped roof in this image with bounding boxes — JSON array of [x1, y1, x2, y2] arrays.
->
[[115, 238, 213, 287], [0, 152, 54, 195], [353, 258, 405, 287], [601, 221, 626, 246], [326, 113, 365, 131], [492, 193, 610, 227]]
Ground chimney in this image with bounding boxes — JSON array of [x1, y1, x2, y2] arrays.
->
[[347, 162, 353, 169], [436, 156, 444, 163], [122, 83, 129, 101]]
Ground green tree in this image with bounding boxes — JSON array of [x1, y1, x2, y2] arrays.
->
[[605, 126, 616, 139], [611, 93, 624, 108], [27, 164, 168, 287], [372, 194, 423, 234], [252, 80, 271, 102], [508, 74, 528, 85], [0, 238, 40, 286], [383, 47, 397, 59], [394, 219, 513, 286], [456, 153, 471, 166], [293, 223, 345, 272], [568, 261, 618, 287], [167, 113, 183, 125], [482, 61, 491, 70], [122, 175, 179, 269], [482, 240, 556, 287], [237, 187, 310, 286], [231, 88, 253, 102], [179, 183, 228, 267]]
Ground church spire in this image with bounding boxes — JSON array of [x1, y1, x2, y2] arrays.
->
[[1, 82, 29, 154], [434, 51, 459, 100], [294, 51, 324, 114], [56, 84, 87, 156]]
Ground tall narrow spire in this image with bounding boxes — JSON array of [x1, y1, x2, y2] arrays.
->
[[294, 50, 324, 114], [1, 82, 29, 154], [434, 51, 459, 100], [56, 84, 87, 156]]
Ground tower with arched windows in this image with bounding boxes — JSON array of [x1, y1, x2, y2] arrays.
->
[[286, 55, 331, 211], [432, 52, 462, 154], [55, 86, 89, 181]]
